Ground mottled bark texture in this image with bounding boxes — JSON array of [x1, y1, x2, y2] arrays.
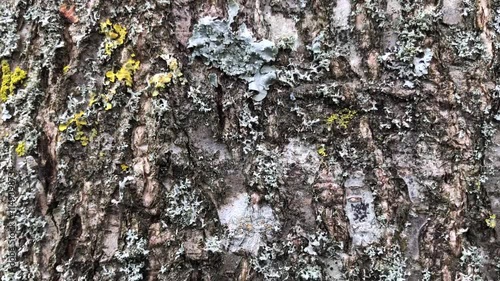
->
[[1, 0, 500, 280]]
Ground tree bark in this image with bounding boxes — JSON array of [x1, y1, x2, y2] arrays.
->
[[1, 0, 500, 280]]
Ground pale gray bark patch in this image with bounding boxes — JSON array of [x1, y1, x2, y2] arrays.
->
[[442, 0, 463, 25], [332, 0, 351, 29], [345, 172, 381, 248], [218, 193, 280, 255]]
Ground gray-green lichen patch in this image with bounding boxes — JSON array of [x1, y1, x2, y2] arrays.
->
[[247, 66, 277, 101], [0, 150, 47, 279], [457, 245, 489, 281], [362, 245, 409, 280], [0, 4, 19, 58], [164, 179, 206, 228], [188, 2, 277, 101], [250, 228, 341, 280], [493, 8, 500, 34], [276, 30, 338, 87], [450, 29, 485, 60], [378, 7, 437, 86], [23, 5, 64, 68], [114, 230, 150, 281], [249, 145, 287, 203]]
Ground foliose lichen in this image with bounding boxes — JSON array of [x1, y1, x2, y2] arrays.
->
[[164, 179, 206, 228], [100, 19, 127, 57], [360, 245, 408, 280], [15, 141, 26, 156], [326, 109, 357, 129], [187, 85, 212, 113], [115, 230, 150, 281], [378, 9, 437, 85], [450, 29, 485, 60], [58, 111, 91, 146], [148, 54, 186, 96], [106, 55, 141, 87], [188, 1, 277, 101], [485, 214, 496, 228], [458, 245, 486, 281], [249, 145, 287, 203], [250, 228, 342, 280], [1, 60, 27, 102], [0, 4, 20, 58]]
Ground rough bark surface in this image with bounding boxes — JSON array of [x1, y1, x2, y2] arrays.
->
[[1, 0, 500, 280]]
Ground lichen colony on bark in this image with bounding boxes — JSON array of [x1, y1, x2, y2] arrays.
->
[[1, 0, 500, 280]]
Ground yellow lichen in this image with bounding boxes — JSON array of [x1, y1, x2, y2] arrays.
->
[[58, 122, 69, 132], [115, 58, 140, 86], [75, 131, 89, 146], [1, 60, 27, 102], [486, 214, 496, 229], [150, 72, 173, 89], [168, 58, 179, 71], [1, 62, 11, 101], [63, 65, 70, 74], [88, 92, 98, 107], [105, 102, 113, 110], [326, 109, 357, 129], [120, 163, 129, 171], [106, 56, 140, 87], [58, 111, 87, 132], [104, 43, 113, 56], [148, 56, 185, 96], [15, 141, 26, 156], [100, 19, 127, 56], [317, 147, 327, 157], [59, 112, 92, 146], [100, 93, 113, 110], [90, 128, 98, 140], [475, 180, 481, 190]]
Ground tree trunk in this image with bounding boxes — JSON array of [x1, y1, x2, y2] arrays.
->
[[1, 0, 500, 280]]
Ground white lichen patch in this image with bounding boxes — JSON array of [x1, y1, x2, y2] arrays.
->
[[332, 0, 351, 29], [413, 48, 433, 77], [264, 9, 300, 50], [218, 193, 280, 255], [164, 179, 206, 228]]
